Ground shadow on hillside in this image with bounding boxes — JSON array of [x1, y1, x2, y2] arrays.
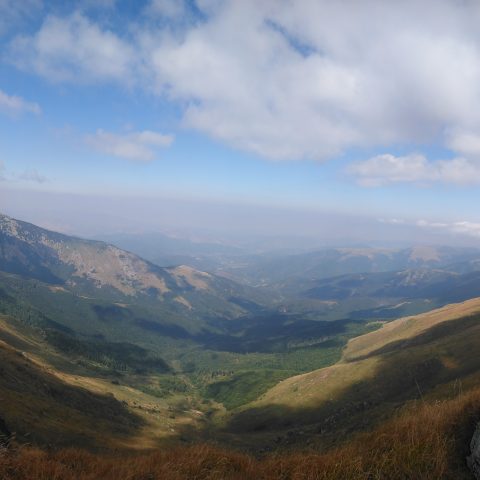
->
[[212, 313, 480, 452], [0, 343, 145, 452]]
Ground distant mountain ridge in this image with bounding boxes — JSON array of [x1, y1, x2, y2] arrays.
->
[[223, 245, 480, 287]]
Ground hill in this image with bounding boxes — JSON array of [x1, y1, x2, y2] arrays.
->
[[227, 298, 480, 452], [0, 314, 141, 449], [0, 213, 269, 329]]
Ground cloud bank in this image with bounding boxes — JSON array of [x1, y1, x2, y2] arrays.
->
[[348, 154, 480, 186], [380, 217, 480, 240], [7, 0, 480, 179]]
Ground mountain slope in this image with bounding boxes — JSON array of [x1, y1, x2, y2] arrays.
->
[[228, 298, 480, 449], [344, 297, 480, 361], [0, 213, 271, 330], [0, 315, 142, 449]]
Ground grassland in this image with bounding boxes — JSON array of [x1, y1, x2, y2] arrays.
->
[[2, 294, 480, 478], [0, 332, 141, 450], [0, 314, 209, 450], [1, 383, 480, 479], [226, 298, 480, 452], [344, 296, 480, 361]]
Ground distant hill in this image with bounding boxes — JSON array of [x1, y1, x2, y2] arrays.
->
[[221, 245, 480, 286]]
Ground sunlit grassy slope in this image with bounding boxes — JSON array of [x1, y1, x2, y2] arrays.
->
[[228, 297, 480, 449], [344, 296, 480, 361]]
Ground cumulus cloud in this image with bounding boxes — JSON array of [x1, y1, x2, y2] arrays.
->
[[8, 1, 480, 165], [10, 12, 136, 84], [348, 153, 480, 186], [85, 129, 174, 161], [0, 89, 41, 115]]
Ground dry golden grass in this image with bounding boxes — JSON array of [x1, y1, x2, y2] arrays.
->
[[248, 299, 480, 415], [2, 385, 479, 480], [344, 297, 480, 361]]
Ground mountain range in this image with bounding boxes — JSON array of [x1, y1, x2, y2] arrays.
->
[[2, 212, 480, 478]]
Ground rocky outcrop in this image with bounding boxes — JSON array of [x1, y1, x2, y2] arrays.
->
[[467, 423, 480, 478]]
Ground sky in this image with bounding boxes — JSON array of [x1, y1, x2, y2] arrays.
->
[[2, 0, 480, 246]]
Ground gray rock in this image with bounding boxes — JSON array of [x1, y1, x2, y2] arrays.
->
[[467, 422, 480, 478]]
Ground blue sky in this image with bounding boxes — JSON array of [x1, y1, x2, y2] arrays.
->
[[2, 0, 480, 244]]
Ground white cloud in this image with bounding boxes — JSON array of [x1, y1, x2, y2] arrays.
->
[[447, 130, 480, 159], [0, 89, 41, 115], [85, 129, 174, 161], [10, 12, 136, 84], [415, 219, 480, 238], [380, 217, 480, 239], [415, 220, 449, 229], [9, 1, 480, 164], [348, 153, 480, 186], [450, 221, 480, 238]]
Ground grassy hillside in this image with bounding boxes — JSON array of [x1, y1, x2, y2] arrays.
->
[[1, 385, 479, 479], [0, 314, 214, 451], [0, 324, 142, 449], [227, 298, 480, 450], [344, 297, 480, 361]]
